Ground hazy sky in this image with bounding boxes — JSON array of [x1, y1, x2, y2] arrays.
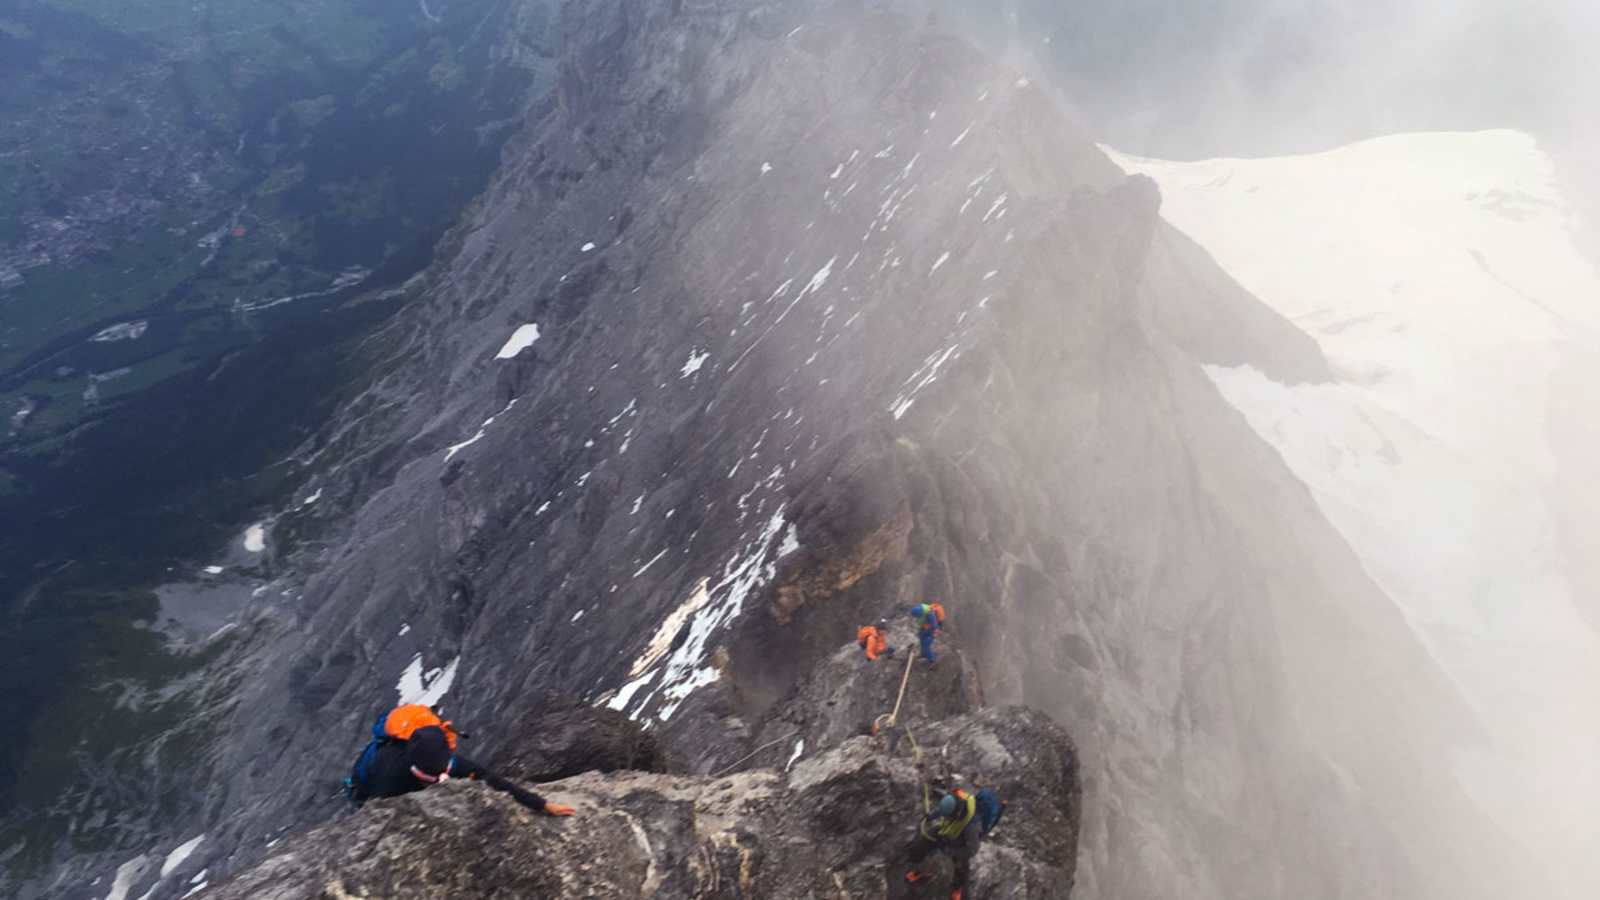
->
[[917, 0, 1598, 158], [908, 0, 1600, 256]]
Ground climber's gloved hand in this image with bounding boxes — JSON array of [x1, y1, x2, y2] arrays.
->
[[543, 801, 576, 817]]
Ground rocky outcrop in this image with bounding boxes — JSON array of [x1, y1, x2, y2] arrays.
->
[[209, 705, 1078, 900]]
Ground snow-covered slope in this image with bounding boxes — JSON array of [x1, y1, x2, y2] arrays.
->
[[1108, 130, 1600, 897]]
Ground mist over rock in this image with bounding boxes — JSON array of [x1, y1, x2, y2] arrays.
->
[[1114, 130, 1600, 899]]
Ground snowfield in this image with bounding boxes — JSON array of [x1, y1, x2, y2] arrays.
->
[[1108, 129, 1600, 895]]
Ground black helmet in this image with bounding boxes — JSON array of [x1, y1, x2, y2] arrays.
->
[[407, 726, 453, 778]]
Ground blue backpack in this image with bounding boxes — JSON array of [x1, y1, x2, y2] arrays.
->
[[345, 705, 460, 800], [345, 712, 397, 799], [974, 788, 1004, 835]]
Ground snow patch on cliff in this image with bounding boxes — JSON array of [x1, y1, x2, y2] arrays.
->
[[91, 321, 149, 342], [654, 509, 792, 722], [611, 508, 794, 723], [495, 324, 541, 359], [891, 344, 961, 420], [161, 836, 204, 879], [103, 856, 148, 900], [444, 399, 518, 461], [396, 654, 460, 707]]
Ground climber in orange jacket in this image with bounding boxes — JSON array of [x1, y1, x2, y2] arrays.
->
[[857, 619, 895, 661], [346, 704, 575, 816]]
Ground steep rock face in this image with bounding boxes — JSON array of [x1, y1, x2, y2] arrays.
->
[[135, 2, 1526, 899], [489, 698, 672, 781], [208, 706, 1078, 900]]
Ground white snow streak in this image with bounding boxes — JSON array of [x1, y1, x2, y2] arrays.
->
[[681, 349, 709, 377], [627, 579, 711, 683], [655, 509, 789, 721], [729, 258, 836, 373], [104, 857, 147, 900], [606, 671, 656, 713], [890, 344, 960, 420], [91, 321, 149, 342], [633, 548, 669, 578], [161, 836, 205, 879], [786, 738, 806, 771], [982, 194, 1007, 222], [395, 654, 460, 707], [608, 509, 792, 724], [444, 399, 517, 461]]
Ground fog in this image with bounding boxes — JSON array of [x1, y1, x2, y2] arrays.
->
[[924, 0, 1598, 150], [893, 1, 1600, 896], [909, 0, 1599, 249]]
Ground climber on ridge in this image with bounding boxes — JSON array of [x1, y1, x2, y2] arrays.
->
[[858, 618, 895, 661], [911, 601, 945, 664], [346, 703, 575, 817], [903, 786, 1005, 899]]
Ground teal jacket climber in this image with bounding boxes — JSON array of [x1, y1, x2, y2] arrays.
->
[[911, 602, 945, 662], [904, 787, 1004, 898]]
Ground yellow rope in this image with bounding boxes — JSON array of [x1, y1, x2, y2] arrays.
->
[[887, 648, 916, 726], [902, 722, 932, 813], [868, 647, 936, 815]]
